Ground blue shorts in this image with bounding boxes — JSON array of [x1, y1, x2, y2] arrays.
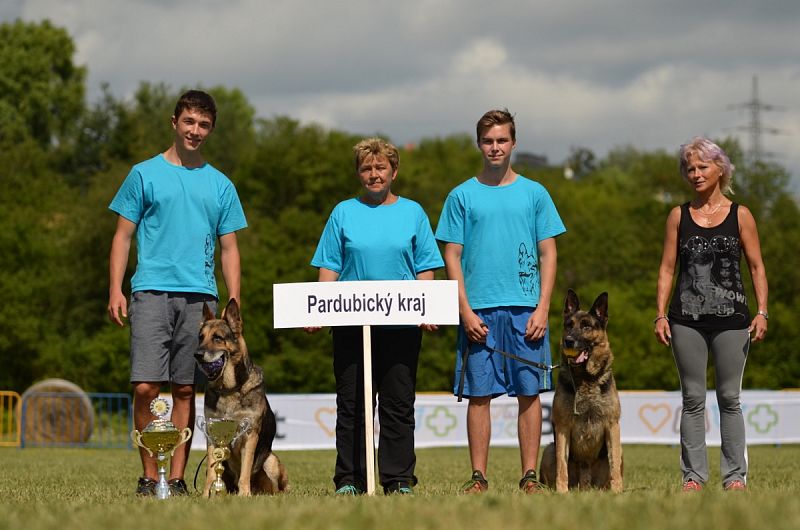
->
[[453, 306, 553, 398]]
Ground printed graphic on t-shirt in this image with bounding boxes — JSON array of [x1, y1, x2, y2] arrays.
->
[[517, 242, 538, 296], [679, 235, 746, 320], [204, 234, 214, 287]]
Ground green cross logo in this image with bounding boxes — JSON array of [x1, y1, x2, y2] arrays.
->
[[425, 406, 458, 437], [747, 404, 778, 433]]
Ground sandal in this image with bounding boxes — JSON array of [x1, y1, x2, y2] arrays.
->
[[461, 470, 488, 493], [519, 469, 546, 494]]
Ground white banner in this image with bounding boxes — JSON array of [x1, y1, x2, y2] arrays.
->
[[272, 280, 459, 328], [181, 390, 800, 451]]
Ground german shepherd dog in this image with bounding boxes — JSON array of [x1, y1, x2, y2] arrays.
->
[[539, 289, 623, 493], [195, 299, 289, 496]]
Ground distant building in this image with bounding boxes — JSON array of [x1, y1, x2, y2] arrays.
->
[[514, 151, 548, 169]]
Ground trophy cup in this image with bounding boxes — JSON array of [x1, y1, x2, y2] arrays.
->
[[131, 398, 192, 499], [196, 416, 252, 496]]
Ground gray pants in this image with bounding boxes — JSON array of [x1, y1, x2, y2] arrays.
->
[[670, 323, 750, 486]]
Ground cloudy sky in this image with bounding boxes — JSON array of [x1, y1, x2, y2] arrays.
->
[[5, 0, 799, 183]]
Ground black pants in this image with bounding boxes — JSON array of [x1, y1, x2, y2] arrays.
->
[[332, 326, 421, 490]]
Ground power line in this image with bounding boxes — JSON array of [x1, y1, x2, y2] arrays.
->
[[726, 75, 784, 164]]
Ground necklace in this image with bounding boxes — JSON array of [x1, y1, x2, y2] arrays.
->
[[693, 201, 725, 226]]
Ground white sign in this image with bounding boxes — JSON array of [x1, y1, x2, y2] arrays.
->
[[273, 280, 459, 328]]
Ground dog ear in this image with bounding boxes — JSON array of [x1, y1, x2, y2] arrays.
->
[[564, 288, 580, 317], [589, 292, 609, 327], [202, 303, 216, 322], [222, 298, 243, 335]]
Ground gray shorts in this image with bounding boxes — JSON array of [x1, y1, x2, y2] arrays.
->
[[129, 291, 217, 385]]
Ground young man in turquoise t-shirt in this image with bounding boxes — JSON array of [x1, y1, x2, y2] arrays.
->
[[107, 90, 247, 496], [436, 109, 565, 494]]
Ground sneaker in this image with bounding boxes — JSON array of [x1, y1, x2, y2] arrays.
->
[[335, 484, 365, 496], [682, 479, 703, 492], [461, 470, 488, 494], [136, 477, 157, 497], [724, 480, 747, 491], [519, 469, 546, 494], [384, 482, 414, 495], [168, 478, 189, 496]]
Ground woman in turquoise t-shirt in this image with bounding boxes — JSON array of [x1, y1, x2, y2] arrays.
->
[[308, 138, 443, 495]]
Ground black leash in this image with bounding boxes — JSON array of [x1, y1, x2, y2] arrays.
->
[[192, 453, 208, 493], [457, 342, 560, 402]]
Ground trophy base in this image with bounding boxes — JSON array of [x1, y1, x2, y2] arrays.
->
[[155, 479, 171, 500], [209, 481, 229, 497]]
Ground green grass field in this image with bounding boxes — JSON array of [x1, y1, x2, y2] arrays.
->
[[1, 445, 799, 530]]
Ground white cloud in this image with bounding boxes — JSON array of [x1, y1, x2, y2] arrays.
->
[[7, 0, 800, 182]]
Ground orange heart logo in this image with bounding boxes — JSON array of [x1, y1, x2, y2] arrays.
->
[[638, 404, 671, 433], [315, 407, 337, 437]]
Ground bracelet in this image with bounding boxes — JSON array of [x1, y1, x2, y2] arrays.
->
[[653, 315, 669, 324], [757, 310, 769, 320]]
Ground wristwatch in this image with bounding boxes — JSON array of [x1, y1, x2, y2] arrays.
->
[[757, 310, 769, 320]]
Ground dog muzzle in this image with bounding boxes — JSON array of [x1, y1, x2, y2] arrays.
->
[[562, 346, 590, 365], [195, 351, 226, 381]]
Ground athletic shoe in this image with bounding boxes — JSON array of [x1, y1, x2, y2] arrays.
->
[[519, 469, 546, 494], [461, 470, 488, 494], [384, 481, 414, 495], [335, 484, 365, 496], [136, 477, 157, 497], [682, 479, 703, 492], [168, 478, 189, 496], [724, 480, 747, 491]]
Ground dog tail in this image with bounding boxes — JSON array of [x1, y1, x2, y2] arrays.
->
[[264, 452, 290, 493]]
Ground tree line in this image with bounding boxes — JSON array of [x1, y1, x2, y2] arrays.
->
[[2, 20, 798, 394]]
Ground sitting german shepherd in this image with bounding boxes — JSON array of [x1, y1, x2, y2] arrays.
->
[[195, 299, 288, 496], [539, 289, 623, 493]]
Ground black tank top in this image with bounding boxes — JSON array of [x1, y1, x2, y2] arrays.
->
[[668, 202, 750, 330]]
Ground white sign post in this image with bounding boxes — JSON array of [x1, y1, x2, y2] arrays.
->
[[273, 280, 459, 495]]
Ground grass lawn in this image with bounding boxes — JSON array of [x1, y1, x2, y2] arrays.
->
[[1, 444, 798, 530]]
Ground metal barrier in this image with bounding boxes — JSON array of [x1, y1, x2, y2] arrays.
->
[[20, 392, 132, 449], [0, 391, 21, 447]]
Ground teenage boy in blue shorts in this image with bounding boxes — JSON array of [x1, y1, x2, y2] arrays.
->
[[107, 90, 247, 496], [435, 109, 565, 493]]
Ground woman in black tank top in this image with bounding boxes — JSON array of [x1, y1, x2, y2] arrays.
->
[[653, 137, 768, 492]]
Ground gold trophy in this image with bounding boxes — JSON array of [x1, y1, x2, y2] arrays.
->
[[131, 398, 192, 499], [196, 416, 252, 496]]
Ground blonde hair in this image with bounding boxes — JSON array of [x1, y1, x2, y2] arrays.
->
[[679, 137, 735, 195], [353, 138, 399, 172]]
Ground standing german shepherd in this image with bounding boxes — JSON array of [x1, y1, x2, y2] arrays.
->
[[539, 289, 623, 493], [195, 299, 288, 496]]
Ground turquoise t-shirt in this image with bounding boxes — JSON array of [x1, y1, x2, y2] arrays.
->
[[109, 154, 247, 297], [311, 197, 443, 281], [435, 175, 566, 309]]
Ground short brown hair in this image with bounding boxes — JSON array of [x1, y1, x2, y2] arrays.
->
[[353, 137, 399, 172], [476, 108, 515, 142], [174, 90, 217, 126]]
